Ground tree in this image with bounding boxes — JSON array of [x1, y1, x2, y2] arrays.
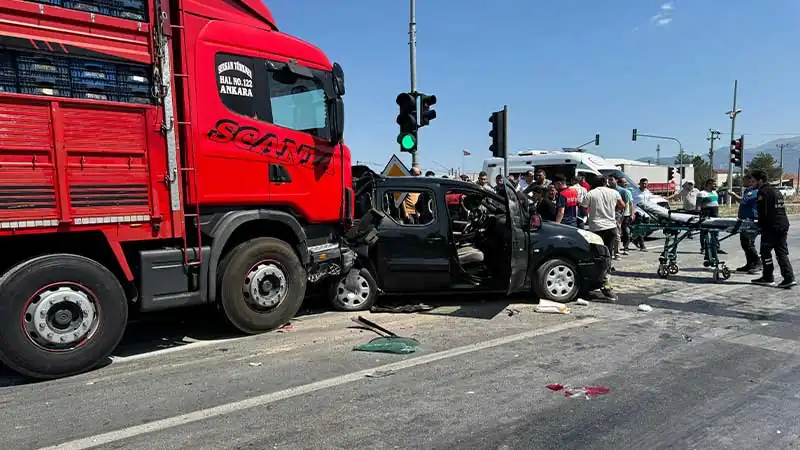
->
[[746, 152, 781, 181], [674, 153, 692, 166], [690, 155, 713, 187]]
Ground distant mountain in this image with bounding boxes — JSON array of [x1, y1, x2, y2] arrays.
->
[[635, 136, 800, 175]]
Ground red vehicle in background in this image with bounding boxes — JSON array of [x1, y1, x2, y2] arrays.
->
[[0, 0, 353, 379]]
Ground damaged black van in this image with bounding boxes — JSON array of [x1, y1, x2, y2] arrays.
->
[[328, 168, 611, 311]]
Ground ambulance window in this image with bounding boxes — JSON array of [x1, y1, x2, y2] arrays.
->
[[266, 67, 330, 140]]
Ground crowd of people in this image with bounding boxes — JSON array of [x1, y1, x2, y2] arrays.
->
[[469, 168, 648, 263], [460, 168, 794, 288]]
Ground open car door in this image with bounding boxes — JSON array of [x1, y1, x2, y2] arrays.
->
[[503, 181, 529, 294]]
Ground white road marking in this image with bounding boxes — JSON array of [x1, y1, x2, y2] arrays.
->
[[38, 317, 601, 450], [721, 334, 800, 355], [109, 337, 247, 362]]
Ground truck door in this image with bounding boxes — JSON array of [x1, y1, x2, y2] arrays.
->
[[373, 187, 452, 292], [504, 181, 529, 294]]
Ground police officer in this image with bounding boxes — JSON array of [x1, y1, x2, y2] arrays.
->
[[729, 173, 760, 274], [750, 170, 796, 288]]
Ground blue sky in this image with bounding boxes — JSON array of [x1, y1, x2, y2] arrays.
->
[[267, 0, 800, 172]]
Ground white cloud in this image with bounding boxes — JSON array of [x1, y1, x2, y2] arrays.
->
[[650, 2, 675, 27]]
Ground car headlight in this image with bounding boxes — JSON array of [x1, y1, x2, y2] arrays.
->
[[577, 229, 604, 246]]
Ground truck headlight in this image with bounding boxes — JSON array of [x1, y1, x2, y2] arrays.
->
[[577, 229, 605, 246]]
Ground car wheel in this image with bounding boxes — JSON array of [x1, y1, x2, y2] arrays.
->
[[218, 237, 306, 334], [0, 254, 128, 379], [328, 268, 378, 312], [535, 258, 580, 303]]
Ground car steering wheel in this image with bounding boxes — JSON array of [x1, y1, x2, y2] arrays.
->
[[460, 208, 486, 237]]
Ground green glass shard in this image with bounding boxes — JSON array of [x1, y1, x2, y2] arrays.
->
[[353, 336, 420, 354]]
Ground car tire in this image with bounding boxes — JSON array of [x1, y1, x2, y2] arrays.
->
[[328, 268, 378, 312], [218, 237, 306, 334], [535, 258, 580, 303], [0, 254, 128, 379]]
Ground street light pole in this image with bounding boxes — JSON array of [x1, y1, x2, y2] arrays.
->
[[777, 143, 785, 181], [726, 80, 740, 204], [707, 129, 721, 170], [408, 0, 418, 168]]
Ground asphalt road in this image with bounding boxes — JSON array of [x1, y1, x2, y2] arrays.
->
[[1, 228, 798, 450]]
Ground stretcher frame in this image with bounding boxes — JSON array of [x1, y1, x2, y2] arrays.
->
[[630, 202, 759, 282]]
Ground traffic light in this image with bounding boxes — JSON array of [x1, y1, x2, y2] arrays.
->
[[594, 134, 600, 146], [396, 92, 418, 152], [489, 109, 507, 158], [632, 128, 638, 141], [668, 167, 675, 179], [419, 93, 437, 127], [730, 136, 743, 167], [679, 167, 686, 179]]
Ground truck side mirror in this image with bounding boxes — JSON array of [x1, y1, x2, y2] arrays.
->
[[329, 97, 345, 145], [332, 62, 345, 96]]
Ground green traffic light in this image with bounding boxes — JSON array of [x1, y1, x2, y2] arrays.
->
[[399, 133, 416, 150]]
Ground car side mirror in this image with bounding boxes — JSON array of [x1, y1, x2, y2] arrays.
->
[[529, 214, 542, 231]]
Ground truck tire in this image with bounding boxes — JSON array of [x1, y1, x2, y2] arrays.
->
[[0, 254, 128, 379], [217, 237, 306, 334], [534, 258, 581, 303]]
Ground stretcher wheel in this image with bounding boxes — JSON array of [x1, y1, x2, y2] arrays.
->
[[703, 260, 711, 268], [668, 263, 679, 275], [721, 266, 731, 280], [657, 264, 669, 278]]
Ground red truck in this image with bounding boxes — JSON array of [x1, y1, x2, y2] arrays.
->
[[0, 0, 354, 379]]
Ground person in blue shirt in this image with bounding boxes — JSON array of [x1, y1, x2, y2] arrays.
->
[[729, 173, 761, 273]]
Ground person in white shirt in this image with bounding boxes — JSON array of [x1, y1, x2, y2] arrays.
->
[[667, 181, 699, 212], [581, 179, 625, 256], [581, 178, 625, 299]]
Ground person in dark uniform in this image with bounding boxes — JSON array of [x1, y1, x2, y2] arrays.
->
[[750, 170, 796, 288], [728, 173, 760, 274]]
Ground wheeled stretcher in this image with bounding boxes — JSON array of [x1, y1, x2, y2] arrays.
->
[[631, 200, 759, 282]]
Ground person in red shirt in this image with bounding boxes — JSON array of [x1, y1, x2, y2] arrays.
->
[[554, 175, 579, 227]]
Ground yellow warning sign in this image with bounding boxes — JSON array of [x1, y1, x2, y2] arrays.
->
[[381, 155, 411, 207], [381, 154, 411, 177]]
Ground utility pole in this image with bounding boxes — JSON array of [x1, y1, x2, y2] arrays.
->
[[707, 129, 721, 170], [656, 144, 661, 165], [408, 0, 418, 168], [726, 80, 741, 204], [777, 143, 785, 181]]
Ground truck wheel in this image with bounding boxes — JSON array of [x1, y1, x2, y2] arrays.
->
[[218, 237, 306, 334], [328, 268, 378, 312], [535, 258, 580, 303], [0, 254, 128, 379]]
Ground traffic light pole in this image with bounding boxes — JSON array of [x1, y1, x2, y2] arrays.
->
[[408, 0, 419, 168], [634, 132, 684, 177], [503, 105, 509, 177], [726, 80, 739, 204]]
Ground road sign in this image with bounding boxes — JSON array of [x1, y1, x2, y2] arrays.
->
[[381, 154, 411, 207]]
